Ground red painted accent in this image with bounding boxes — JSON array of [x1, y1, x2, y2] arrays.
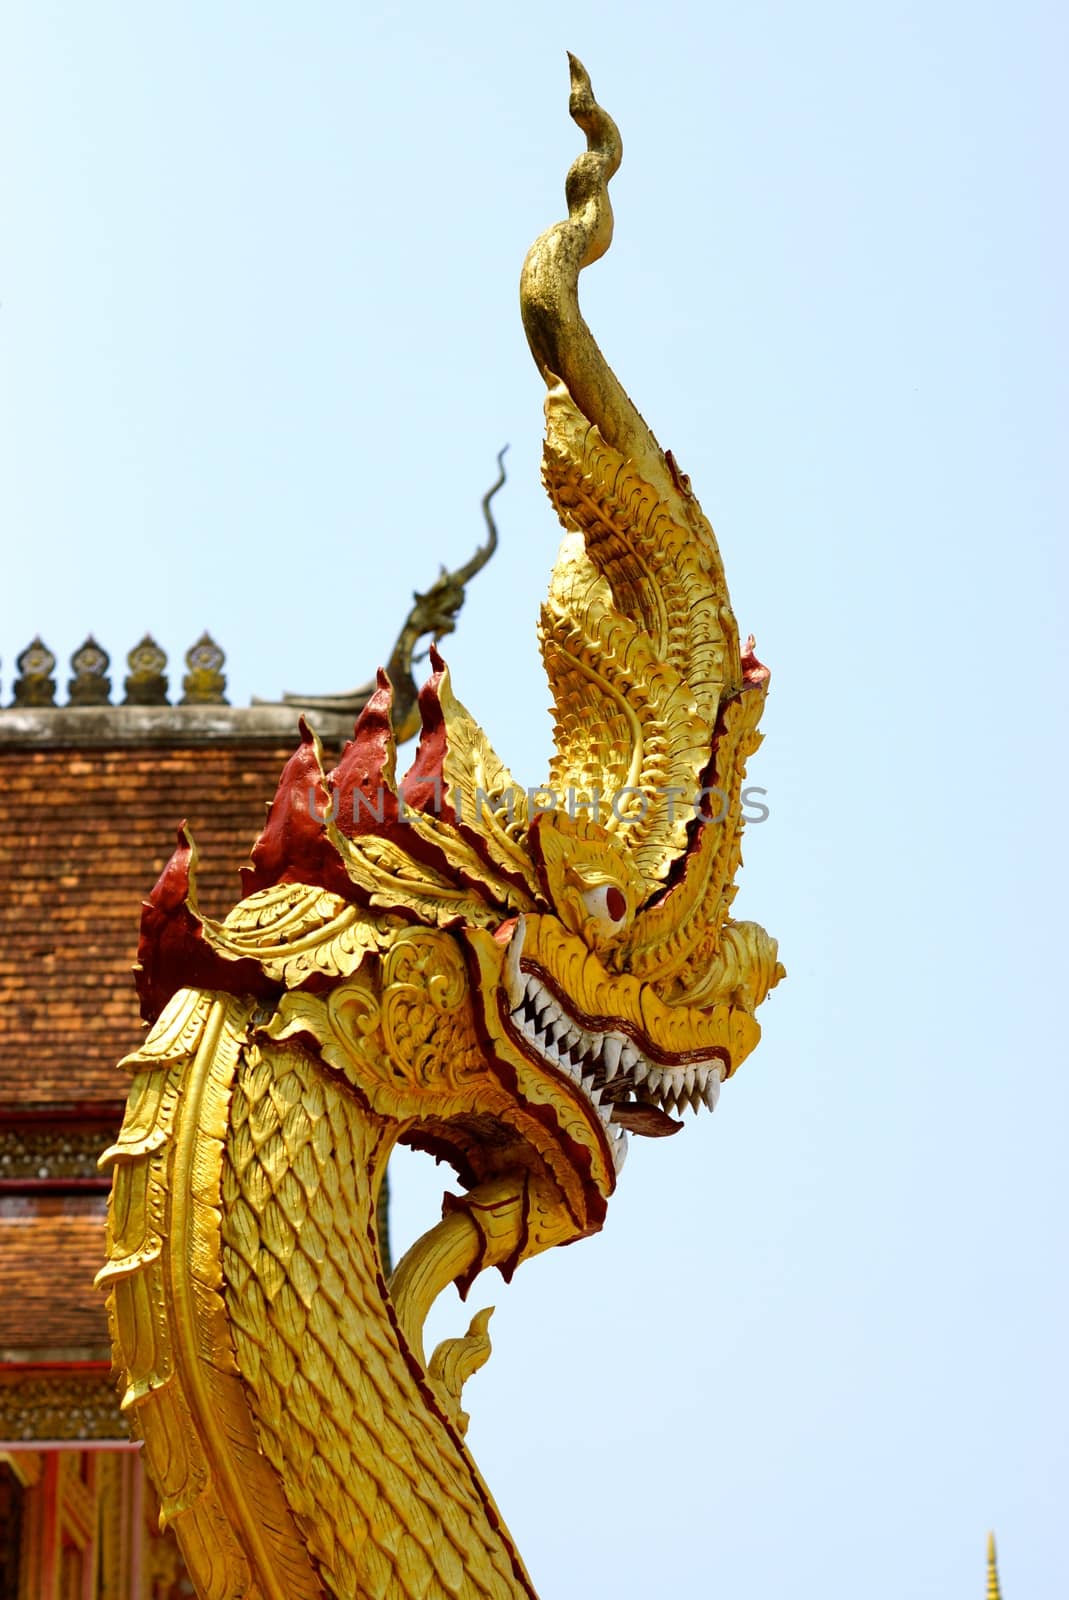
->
[[39, 1452, 58, 1598], [525, 814, 556, 906], [0, 1178, 110, 1196], [741, 634, 770, 686], [0, 1104, 123, 1127], [136, 653, 540, 1016], [135, 825, 276, 1023], [326, 662, 496, 898], [240, 717, 357, 900], [330, 672, 404, 839], [0, 1439, 141, 1455], [129, 1451, 145, 1596], [399, 645, 451, 818], [0, 1361, 111, 1372]]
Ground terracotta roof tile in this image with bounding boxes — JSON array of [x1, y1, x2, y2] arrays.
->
[[0, 1199, 110, 1352], [0, 741, 297, 1106]]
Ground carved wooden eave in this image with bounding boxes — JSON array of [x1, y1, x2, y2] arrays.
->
[[262, 447, 508, 742], [0, 1368, 125, 1444]]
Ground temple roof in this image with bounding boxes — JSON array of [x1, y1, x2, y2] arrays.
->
[[0, 491, 501, 1422], [0, 711, 346, 1109], [0, 635, 356, 1394], [0, 1199, 110, 1358]]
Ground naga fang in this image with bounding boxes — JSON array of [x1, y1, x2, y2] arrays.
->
[[98, 56, 783, 1600]]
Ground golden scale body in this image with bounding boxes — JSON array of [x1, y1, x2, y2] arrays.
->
[[98, 58, 781, 1599]]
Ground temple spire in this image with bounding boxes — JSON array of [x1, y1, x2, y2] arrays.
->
[[987, 1531, 1003, 1599]]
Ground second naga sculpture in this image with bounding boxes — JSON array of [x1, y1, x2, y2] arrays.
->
[[99, 57, 783, 1599]]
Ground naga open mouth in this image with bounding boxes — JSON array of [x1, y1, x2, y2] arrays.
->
[[501, 918, 726, 1175]]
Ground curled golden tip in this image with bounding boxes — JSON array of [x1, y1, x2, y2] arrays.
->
[[560, 54, 621, 271], [521, 56, 658, 464]]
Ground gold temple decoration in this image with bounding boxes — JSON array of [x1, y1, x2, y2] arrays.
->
[[122, 634, 169, 706], [180, 630, 229, 705], [68, 635, 112, 705], [12, 637, 57, 707], [99, 58, 782, 1598], [987, 1532, 1003, 1599]]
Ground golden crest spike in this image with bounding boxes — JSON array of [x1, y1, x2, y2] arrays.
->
[[987, 1531, 1003, 1599]]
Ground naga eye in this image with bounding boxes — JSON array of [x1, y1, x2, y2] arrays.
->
[[581, 883, 629, 928]]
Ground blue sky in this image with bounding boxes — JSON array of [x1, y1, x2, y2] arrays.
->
[[3, 3, 1066, 1594]]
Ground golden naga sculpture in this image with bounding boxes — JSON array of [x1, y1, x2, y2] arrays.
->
[[98, 57, 783, 1599]]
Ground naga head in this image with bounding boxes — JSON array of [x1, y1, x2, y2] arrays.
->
[[136, 56, 781, 1297]]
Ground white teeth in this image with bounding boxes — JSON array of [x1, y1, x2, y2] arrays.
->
[[504, 920, 525, 1007], [505, 953, 727, 1172]]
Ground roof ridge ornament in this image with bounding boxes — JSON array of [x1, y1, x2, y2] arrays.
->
[[122, 634, 169, 706], [12, 637, 57, 708], [68, 636, 112, 706], [180, 631, 228, 706]]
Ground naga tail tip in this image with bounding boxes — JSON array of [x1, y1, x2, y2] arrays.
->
[[565, 55, 620, 178], [566, 52, 594, 114], [521, 56, 628, 442]]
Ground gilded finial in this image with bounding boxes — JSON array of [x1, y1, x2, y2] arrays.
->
[[269, 449, 507, 741], [520, 58, 626, 440], [987, 1531, 1003, 1599], [12, 637, 57, 707], [68, 636, 112, 705], [179, 630, 228, 705], [520, 55, 690, 526], [123, 634, 169, 706]]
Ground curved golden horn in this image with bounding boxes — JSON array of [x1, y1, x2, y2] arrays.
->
[[521, 55, 654, 469], [522, 56, 754, 891]]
